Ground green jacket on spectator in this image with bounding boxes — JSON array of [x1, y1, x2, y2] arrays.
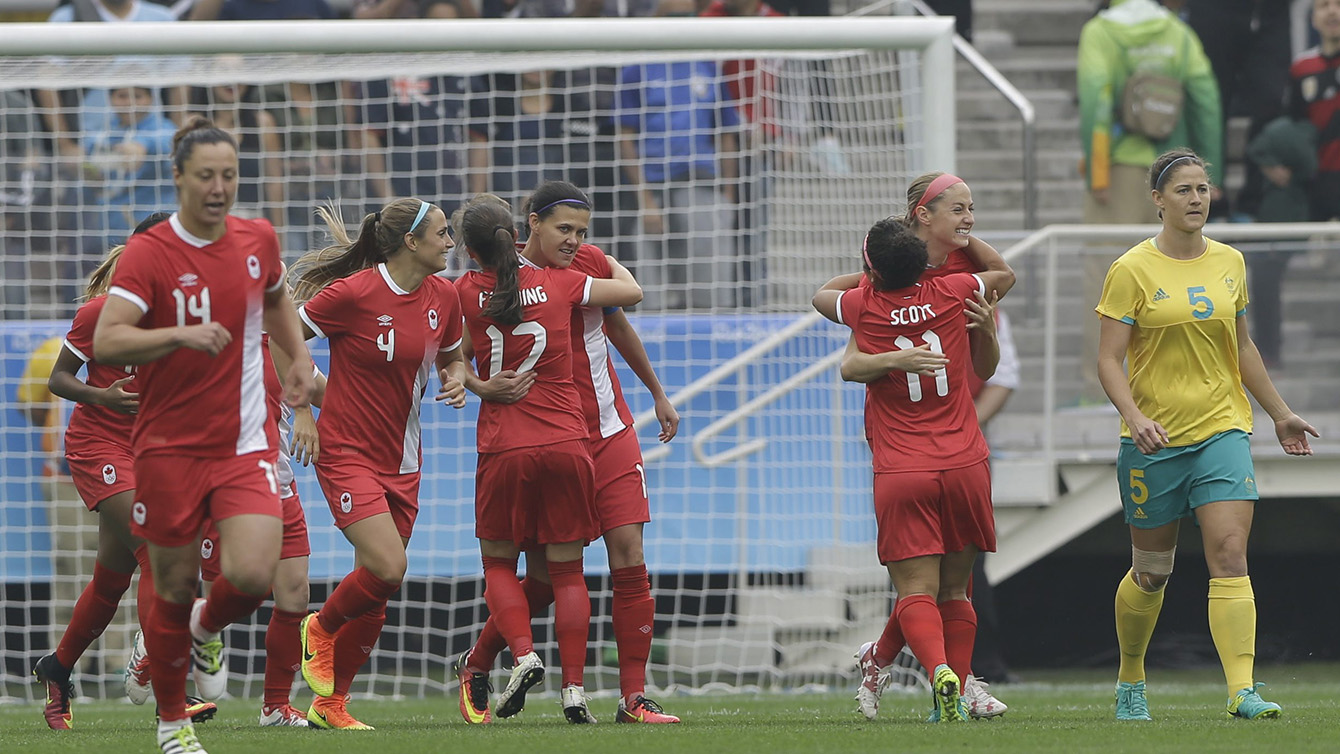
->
[[1246, 116, 1318, 224], [1077, 0, 1223, 192]]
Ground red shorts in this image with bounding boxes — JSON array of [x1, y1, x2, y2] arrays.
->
[[591, 427, 651, 534], [200, 482, 308, 582], [66, 441, 136, 511], [316, 459, 420, 540], [873, 460, 995, 563], [132, 450, 282, 548], [475, 438, 598, 549]]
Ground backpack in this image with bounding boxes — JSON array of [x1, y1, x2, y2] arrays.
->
[[1112, 28, 1190, 141]]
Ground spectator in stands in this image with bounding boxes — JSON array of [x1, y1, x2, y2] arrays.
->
[[36, 0, 183, 172], [1289, 0, 1340, 222], [354, 0, 478, 18], [189, 77, 284, 231], [353, 72, 469, 207], [1077, 0, 1222, 402], [467, 70, 598, 221], [189, 0, 335, 20], [265, 80, 351, 253], [1096, 148, 1317, 723], [1184, 0, 1292, 220], [480, 0, 572, 17], [1, 90, 48, 317], [80, 85, 177, 281], [617, 3, 742, 309]]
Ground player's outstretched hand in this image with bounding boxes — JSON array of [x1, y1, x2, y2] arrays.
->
[[179, 322, 232, 356], [474, 369, 535, 404], [282, 358, 317, 410], [101, 376, 140, 415], [291, 408, 319, 466], [891, 344, 949, 376], [1276, 414, 1319, 456], [437, 369, 467, 408], [1127, 413, 1170, 454], [655, 395, 680, 443], [965, 289, 999, 336]]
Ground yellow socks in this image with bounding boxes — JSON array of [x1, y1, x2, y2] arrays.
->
[[1208, 576, 1256, 697], [1115, 569, 1166, 684]]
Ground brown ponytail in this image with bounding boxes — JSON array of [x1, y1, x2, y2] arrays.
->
[[463, 202, 523, 325], [290, 197, 433, 303]]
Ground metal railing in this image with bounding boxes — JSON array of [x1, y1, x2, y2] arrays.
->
[[850, 0, 1039, 229]]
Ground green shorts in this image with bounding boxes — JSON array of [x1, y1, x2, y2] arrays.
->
[[1116, 429, 1258, 529]]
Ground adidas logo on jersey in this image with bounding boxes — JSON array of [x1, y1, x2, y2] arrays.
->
[[1152, 288, 1170, 302], [377, 315, 393, 327]]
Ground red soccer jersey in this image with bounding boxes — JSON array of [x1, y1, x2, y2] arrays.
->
[[108, 214, 283, 458], [836, 272, 990, 473], [525, 243, 636, 440], [62, 295, 137, 452], [456, 265, 594, 454], [924, 248, 977, 280], [299, 264, 463, 475]]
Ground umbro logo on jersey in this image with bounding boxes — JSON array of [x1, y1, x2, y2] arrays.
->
[[1152, 288, 1170, 302], [178, 273, 200, 287], [377, 315, 393, 327]]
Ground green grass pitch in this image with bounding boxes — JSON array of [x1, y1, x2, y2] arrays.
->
[[5, 664, 1338, 754]]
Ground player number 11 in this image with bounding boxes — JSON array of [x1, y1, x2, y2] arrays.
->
[[893, 329, 949, 402]]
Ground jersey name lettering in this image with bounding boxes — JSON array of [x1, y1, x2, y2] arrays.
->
[[889, 303, 935, 326]]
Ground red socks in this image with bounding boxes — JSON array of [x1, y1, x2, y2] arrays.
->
[[611, 564, 654, 698], [470, 576, 554, 672], [939, 599, 977, 681], [262, 608, 306, 707], [55, 562, 133, 670], [144, 596, 192, 722], [893, 594, 948, 672], [548, 559, 590, 688], [874, 598, 906, 667], [333, 603, 387, 698], [482, 556, 535, 658], [134, 545, 154, 628], [198, 576, 265, 636], [317, 567, 401, 634]]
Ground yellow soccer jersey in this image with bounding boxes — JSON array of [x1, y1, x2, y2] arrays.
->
[[1095, 237, 1252, 446]]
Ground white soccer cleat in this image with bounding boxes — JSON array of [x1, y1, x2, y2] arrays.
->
[[963, 675, 1008, 719], [125, 629, 153, 705], [188, 598, 228, 701], [259, 703, 310, 727], [561, 684, 597, 724], [494, 651, 545, 719], [157, 721, 207, 754], [854, 641, 892, 720]]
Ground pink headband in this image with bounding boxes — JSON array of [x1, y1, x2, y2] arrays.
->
[[862, 232, 872, 270], [914, 173, 965, 210]]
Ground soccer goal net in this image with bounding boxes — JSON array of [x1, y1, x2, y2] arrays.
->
[[0, 16, 952, 702]]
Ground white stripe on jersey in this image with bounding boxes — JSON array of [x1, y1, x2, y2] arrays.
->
[[834, 290, 847, 325], [399, 350, 435, 474], [581, 306, 627, 439], [276, 402, 296, 493], [297, 305, 327, 340], [63, 338, 91, 364], [109, 285, 150, 314], [236, 294, 269, 456]]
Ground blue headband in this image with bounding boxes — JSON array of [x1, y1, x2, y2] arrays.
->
[[1154, 156, 1195, 190], [408, 200, 432, 233], [535, 198, 589, 215]]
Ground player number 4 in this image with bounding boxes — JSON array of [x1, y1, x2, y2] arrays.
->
[[377, 329, 396, 362]]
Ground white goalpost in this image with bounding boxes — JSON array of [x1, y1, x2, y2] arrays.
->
[[0, 16, 953, 702]]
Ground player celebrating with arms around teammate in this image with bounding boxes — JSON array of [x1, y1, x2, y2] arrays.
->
[[454, 183, 681, 725], [454, 198, 643, 724], [290, 197, 467, 730], [813, 219, 1015, 724], [93, 117, 316, 754], [1097, 149, 1318, 722]]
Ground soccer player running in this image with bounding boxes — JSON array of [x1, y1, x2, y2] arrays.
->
[[844, 173, 1011, 720], [291, 197, 468, 730], [33, 213, 215, 730], [813, 218, 1015, 724], [454, 198, 644, 724], [193, 335, 326, 728], [1096, 149, 1318, 722], [453, 183, 681, 725], [93, 117, 317, 754]]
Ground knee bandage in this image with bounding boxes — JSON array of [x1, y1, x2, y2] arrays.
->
[[1131, 546, 1176, 589]]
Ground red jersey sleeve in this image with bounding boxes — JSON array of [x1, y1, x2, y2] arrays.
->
[[107, 235, 160, 316], [437, 277, 464, 352], [569, 244, 612, 279], [299, 277, 353, 340], [255, 220, 285, 293], [835, 285, 868, 328], [934, 272, 986, 303], [64, 296, 105, 363], [548, 268, 594, 308]]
